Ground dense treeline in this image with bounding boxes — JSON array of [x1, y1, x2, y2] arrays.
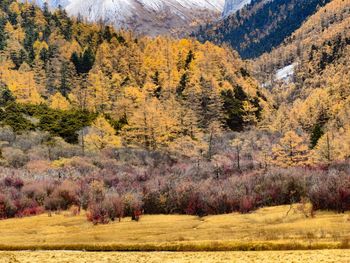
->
[[194, 0, 330, 58], [0, 1, 269, 156]]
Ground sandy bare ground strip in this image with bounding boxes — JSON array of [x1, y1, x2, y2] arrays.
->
[[0, 251, 350, 263]]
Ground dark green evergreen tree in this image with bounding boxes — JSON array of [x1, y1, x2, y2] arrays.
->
[[310, 123, 324, 149], [0, 18, 7, 51]]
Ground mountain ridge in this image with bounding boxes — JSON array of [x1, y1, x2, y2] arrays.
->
[[194, 0, 331, 58], [28, 0, 225, 36]]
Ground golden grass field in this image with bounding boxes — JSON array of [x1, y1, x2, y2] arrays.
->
[[0, 250, 350, 263], [0, 205, 350, 251]]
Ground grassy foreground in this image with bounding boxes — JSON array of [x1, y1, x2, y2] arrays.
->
[[1, 251, 350, 263], [1, 205, 350, 251]]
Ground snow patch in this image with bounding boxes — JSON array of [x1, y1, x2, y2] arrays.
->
[[275, 64, 295, 82]]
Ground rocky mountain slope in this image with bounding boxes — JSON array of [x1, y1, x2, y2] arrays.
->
[[194, 0, 331, 58], [30, 0, 225, 36]]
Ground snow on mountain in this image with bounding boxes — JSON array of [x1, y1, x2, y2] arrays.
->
[[222, 0, 251, 17], [275, 63, 295, 82], [34, 0, 224, 36]]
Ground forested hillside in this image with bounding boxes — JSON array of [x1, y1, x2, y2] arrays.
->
[[254, 0, 350, 163], [194, 0, 331, 58], [0, 0, 268, 153]]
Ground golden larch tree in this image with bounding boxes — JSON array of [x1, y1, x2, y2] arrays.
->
[[85, 115, 121, 151], [50, 92, 71, 110], [272, 131, 310, 167]]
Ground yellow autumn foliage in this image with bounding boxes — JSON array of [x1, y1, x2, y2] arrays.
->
[[272, 131, 310, 167], [50, 92, 71, 110], [85, 115, 121, 151]]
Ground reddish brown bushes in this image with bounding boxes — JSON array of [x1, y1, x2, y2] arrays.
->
[[0, 163, 350, 224], [86, 194, 125, 224]]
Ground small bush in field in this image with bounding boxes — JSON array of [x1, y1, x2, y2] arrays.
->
[[87, 202, 110, 225], [86, 194, 125, 224], [105, 195, 124, 222]]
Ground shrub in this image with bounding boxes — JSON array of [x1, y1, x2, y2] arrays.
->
[[87, 202, 110, 225], [2, 147, 29, 168], [86, 193, 125, 224], [123, 193, 143, 219], [0, 126, 15, 144], [143, 191, 167, 214], [239, 195, 256, 213], [1, 149, 350, 224], [309, 171, 350, 213], [18, 206, 44, 217], [52, 180, 78, 210], [14, 132, 48, 152], [22, 183, 47, 205], [89, 181, 105, 203], [0, 194, 17, 219], [185, 193, 207, 216], [105, 194, 124, 222], [3, 177, 24, 190], [25, 160, 51, 173], [44, 196, 62, 211], [132, 209, 142, 222]]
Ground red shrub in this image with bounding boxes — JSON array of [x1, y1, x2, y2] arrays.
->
[[87, 202, 110, 225], [239, 195, 255, 213], [17, 206, 44, 217]]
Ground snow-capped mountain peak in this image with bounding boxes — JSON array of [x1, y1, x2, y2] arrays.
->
[[34, 0, 225, 36]]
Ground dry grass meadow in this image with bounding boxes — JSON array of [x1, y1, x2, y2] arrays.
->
[[0, 250, 350, 263], [0, 205, 350, 251]]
